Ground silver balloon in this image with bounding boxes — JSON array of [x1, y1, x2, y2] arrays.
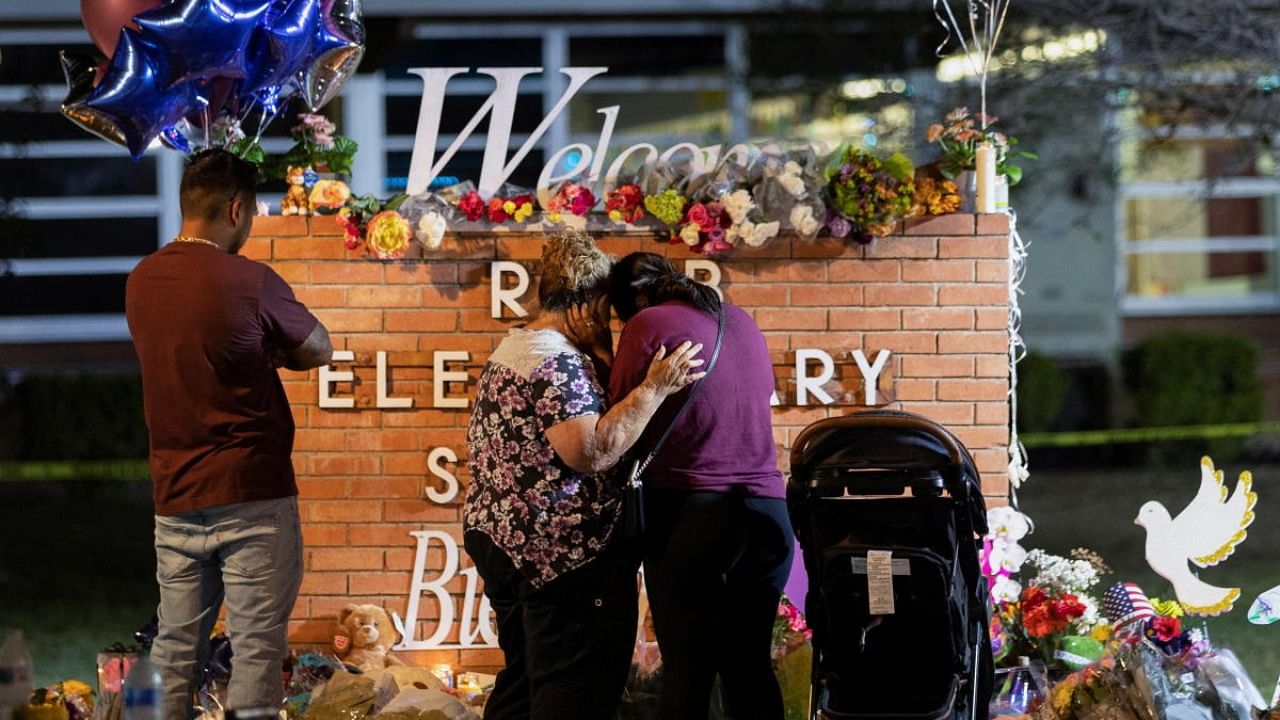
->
[[59, 50, 130, 150], [303, 0, 364, 110]]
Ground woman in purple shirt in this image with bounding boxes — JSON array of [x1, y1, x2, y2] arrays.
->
[[607, 252, 795, 720]]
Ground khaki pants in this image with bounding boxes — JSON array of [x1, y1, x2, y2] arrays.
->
[[151, 495, 302, 720]]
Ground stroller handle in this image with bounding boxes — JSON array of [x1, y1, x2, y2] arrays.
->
[[790, 410, 970, 470]]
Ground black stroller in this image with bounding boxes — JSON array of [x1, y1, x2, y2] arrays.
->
[[787, 410, 994, 720]]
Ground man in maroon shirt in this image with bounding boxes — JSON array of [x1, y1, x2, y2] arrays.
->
[[125, 150, 332, 719]]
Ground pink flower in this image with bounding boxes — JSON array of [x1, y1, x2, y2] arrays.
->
[[570, 189, 594, 215], [686, 202, 711, 228]]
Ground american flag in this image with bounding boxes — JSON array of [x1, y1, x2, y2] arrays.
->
[[1103, 582, 1154, 636]]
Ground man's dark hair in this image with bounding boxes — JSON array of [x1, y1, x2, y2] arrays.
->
[[179, 149, 258, 221], [608, 252, 721, 321]]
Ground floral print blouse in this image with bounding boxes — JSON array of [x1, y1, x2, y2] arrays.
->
[[464, 328, 620, 588]]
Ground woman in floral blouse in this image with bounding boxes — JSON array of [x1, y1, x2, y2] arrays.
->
[[463, 232, 704, 720]]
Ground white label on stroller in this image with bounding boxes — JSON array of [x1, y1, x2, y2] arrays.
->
[[866, 550, 896, 615], [849, 558, 911, 575]]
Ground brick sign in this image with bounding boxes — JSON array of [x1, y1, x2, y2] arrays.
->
[[244, 212, 1013, 670]]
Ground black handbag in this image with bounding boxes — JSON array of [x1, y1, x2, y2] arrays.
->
[[621, 306, 726, 542]]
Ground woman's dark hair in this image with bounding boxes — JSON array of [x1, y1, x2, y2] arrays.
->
[[608, 252, 721, 321], [179, 149, 258, 221]]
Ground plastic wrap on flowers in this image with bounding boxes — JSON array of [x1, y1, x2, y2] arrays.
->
[[301, 670, 377, 720], [484, 183, 538, 226], [823, 145, 915, 244], [398, 193, 454, 250]]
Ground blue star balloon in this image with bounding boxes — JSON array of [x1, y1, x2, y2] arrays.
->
[[85, 28, 201, 160], [240, 0, 322, 112], [133, 0, 272, 86]]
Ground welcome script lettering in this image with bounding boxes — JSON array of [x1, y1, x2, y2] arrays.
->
[[341, 67, 888, 650]]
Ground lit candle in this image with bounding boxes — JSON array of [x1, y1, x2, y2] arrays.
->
[[975, 141, 997, 214]]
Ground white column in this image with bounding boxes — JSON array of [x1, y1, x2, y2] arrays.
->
[[345, 72, 387, 196], [542, 28, 571, 158], [156, 149, 184, 246], [724, 22, 751, 145]]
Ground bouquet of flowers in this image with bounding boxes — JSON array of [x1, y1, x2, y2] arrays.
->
[[675, 200, 734, 256], [14, 681, 95, 720], [772, 596, 814, 720], [644, 189, 688, 237], [982, 508, 1110, 672], [487, 192, 537, 225], [605, 184, 646, 224], [926, 107, 1035, 186], [334, 193, 410, 256], [543, 182, 597, 223], [912, 176, 961, 216], [823, 146, 916, 244], [243, 112, 358, 180]]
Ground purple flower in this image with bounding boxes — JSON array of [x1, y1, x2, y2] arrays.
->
[[707, 225, 726, 244], [827, 215, 852, 238]]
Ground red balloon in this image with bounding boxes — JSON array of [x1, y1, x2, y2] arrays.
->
[[80, 0, 162, 58]]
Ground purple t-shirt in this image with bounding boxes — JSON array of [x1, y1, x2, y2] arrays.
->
[[609, 301, 784, 498]]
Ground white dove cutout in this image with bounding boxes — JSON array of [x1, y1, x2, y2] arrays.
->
[[1135, 456, 1257, 616]]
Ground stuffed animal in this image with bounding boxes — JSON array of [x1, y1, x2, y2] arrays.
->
[[280, 166, 311, 216], [333, 604, 404, 674]]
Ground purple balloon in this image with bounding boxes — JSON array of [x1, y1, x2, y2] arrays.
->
[[133, 0, 272, 86], [85, 28, 200, 159]]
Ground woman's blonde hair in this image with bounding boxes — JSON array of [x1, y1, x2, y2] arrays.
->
[[537, 230, 613, 311]]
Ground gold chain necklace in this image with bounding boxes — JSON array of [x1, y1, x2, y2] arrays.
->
[[172, 235, 220, 249]]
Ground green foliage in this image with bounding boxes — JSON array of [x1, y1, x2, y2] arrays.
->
[[14, 374, 148, 460], [1122, 333, 1264, 428], [1017, 351, 1069, 433]]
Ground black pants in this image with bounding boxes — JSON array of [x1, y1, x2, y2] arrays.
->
[[464, 530, 639, 720], [642, 489, 796, 720]]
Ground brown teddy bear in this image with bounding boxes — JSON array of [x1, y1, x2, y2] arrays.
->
[[333, 604, 404, 674]]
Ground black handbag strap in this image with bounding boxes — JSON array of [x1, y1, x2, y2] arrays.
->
[[633, 305, 726, 479]]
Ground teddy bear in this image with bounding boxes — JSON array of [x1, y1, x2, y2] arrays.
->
[[333, 603, 404, 674], [280, 166, 311, 217]]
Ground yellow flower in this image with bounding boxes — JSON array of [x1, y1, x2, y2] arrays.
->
[[1091, 625, 1112, 643], [547, 211, 562, 223], [608, 209, 623, 222], [59, 680, 93, 699], [366, 210, 412, 260], [502, 200, 517, 215], [514, 202, 534, 223], [679, 223, 702, 246]]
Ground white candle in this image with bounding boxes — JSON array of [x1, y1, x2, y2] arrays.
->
[[975, 142, 997, 214]]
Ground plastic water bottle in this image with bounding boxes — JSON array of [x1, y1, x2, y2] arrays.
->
[[0, 631, 34, 718], [123, 654, 164, 720]]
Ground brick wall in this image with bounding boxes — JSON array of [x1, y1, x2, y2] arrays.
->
[[244, 212, 1013, 671]]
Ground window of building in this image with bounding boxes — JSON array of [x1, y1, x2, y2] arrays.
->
[[1119, 133, 1280, 314]]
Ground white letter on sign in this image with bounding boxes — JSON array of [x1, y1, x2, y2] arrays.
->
[[376, 351, 413, 409], [405, 67, 607, 198], [425, 447, 459, 504], [685, 259, 723, 301], [391, 531, 498, 650], [795, 349, 835, 406], [318, 350, 355, 409], [434, 351, 471, 409], [491, 261, 530, 319], [852, 349, 891, 406]]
